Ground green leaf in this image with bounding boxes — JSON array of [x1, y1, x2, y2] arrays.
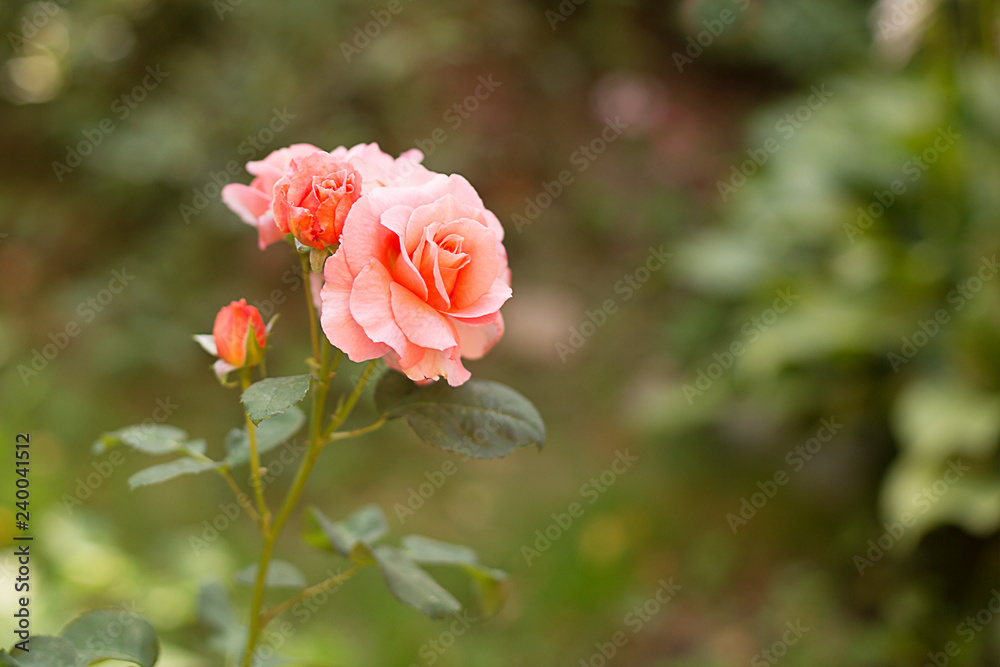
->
[[375, 373, 545, 459], [198, 583, 245, 657], [465, 566, 509, 619], [401, 534, 478, 565], [2, 637, 84, 666], [372, 545, 461, 619], [241, 375, 311, 426], [305, 505, 387, 561], [402, 535, 509, 618], [60, 609, 160, 666], [234, 560, 307, 588], [128, 458, 223, 489], [225, 407, 305, 466], [93, 424, 188, 455]]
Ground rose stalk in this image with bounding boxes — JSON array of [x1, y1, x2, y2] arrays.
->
[[88, 142, 543, 667]]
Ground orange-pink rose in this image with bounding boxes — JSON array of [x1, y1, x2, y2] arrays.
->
[[221, 144, 321, 250], [320, 174, 511, 386], [272, 144, 437, 250], [213, 299, 267, 368], [272, 152, 363, 250]]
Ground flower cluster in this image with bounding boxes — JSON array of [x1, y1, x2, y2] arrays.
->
[[216, 142, 511, 385]]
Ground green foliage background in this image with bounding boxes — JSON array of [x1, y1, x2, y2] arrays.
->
[[1, 0, 998, 664]]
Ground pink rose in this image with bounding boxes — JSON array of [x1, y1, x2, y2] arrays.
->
[[272, 143, 437, 250], [329, 142, 436, 191], [320, 174, 511, 386], [221, 143, 322, 250], [272, 152, 364, 250]]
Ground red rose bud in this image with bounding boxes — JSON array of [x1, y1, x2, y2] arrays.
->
[[213, 299, 267, 367], [272, 152, 363, 250]]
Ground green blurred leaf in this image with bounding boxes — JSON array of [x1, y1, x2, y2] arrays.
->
[[402, 535, 508, 618], [225, 407, 305, 466], [892, 381, 1000, 459], [128, 458, 222, 489], [198, 583, 244, 657], [305, 505, 387, 560], [92, 424, 188, 455], [241, 375, 311, 426], [2, 637, 84, 666], [372, 545, 461, 619], [401, 534, 478, 565], [235, 560, 307, 588], [60, 609, 159, 666], [375, 373, 545, 459]]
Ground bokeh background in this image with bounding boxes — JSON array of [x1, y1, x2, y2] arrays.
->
[[1, 0, 999, 664]]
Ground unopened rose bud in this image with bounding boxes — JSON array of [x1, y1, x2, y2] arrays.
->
[[213, 299, 267, 368]]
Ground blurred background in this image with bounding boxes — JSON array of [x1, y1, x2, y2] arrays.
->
[[1, 0, 999, 664]]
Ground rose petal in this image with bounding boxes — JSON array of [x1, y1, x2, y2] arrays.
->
[[320, 252, 390, 362], [446, 279, 512, 319], [349, 260, 420, 367], [437, 218, 500, 309], [221, 183, 270, 226], [452, 312, 504, 359], [389, 282, 458, 351]]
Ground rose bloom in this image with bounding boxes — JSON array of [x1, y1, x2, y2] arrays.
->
[[320, 174, 511, 386], [272, 143, 436, 250], [213, 299, 267, 368], [221, 143, 321, 250]]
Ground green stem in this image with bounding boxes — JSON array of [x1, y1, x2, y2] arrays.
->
[[258, 564, 364, 629], [186, 444, 263, 529], [217, 468, 262, 527], [240, 369, 271, 529], [328, 416, 386, 441], [324, 360, 380, 439], [299, 253, 320, 364], [241, 356, 379, 666]]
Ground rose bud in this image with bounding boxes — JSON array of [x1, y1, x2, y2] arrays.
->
[[213, 299, 268, 368], [272, 152, 364, 250]]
